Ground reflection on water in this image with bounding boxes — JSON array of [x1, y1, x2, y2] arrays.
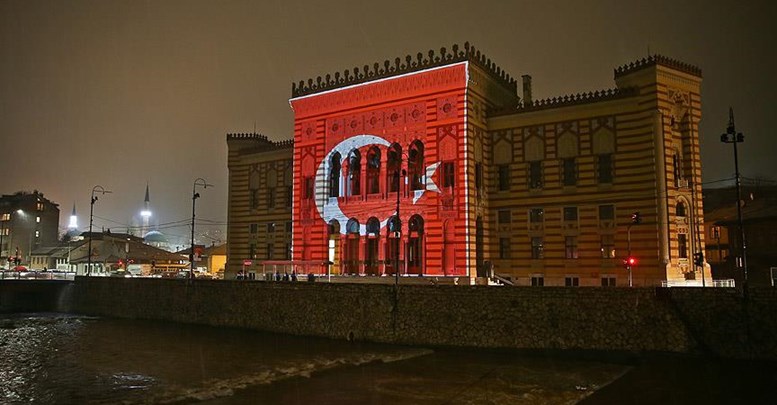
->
[[0, 314, 628, 404]]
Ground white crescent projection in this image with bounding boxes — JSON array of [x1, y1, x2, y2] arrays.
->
[[314, 134, 441, 235]]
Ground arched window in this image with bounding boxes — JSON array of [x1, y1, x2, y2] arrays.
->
[[385, 215, 401, 275], [387, 143, 402, 193], [366, 217, 380, 235], [346, 218, 360, 234], [408, 215, 424, 235], [676, 201, 687, 217], [408, 140, 425, 191], [345, 218, 360, 275], [329, 152, 341, 198], [407, 215, 425, 274], [367, 146, 381, 194], [347, 149, 361, 196], [365, 217, 380, 275]]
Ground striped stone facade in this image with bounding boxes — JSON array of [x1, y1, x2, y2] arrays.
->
[[226, 47, 706, 286]]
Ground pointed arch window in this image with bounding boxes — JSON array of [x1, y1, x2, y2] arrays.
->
[[329, 152, 341, 198], [346, 149, 361, 196], [676, 201, 687, 217], [387, 143, 402, 193], [408, 141, 425, 191], [367, 146, 381, 194]]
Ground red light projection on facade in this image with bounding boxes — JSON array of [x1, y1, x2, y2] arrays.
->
[[291, 63, 469, 277]]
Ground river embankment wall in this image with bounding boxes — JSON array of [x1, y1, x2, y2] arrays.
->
[[2, 278, 775, 359]]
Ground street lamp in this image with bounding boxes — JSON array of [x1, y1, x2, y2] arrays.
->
[[87, 185, 112, 276], [720, 107, 748, 288], [393, 168, 407, 288], [190, 178, 212, 279], [626, 211, 642, 287]]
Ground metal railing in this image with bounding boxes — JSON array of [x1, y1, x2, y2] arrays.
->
[[0, 270, 76, 280]]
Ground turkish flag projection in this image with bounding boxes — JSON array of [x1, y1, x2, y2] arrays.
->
[[290, 63, 469, 276]]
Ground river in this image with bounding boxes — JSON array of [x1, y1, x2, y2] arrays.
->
[[1, 313, 774, 404]]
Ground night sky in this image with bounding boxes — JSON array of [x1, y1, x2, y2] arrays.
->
[[1, 0, 775, 246]]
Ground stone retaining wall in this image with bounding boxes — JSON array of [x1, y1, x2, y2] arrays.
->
[[59, 277, 777, 359]]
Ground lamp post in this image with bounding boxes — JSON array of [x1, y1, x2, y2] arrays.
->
[[0, 212, 6, 269], [393, 168, 407, 287], [720, 107, 747, 287], [190, 178, 212, 279], [87, 185, 112, 276]]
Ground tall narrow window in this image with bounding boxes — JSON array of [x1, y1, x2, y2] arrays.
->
[[387, 144, 401, 193], [408, 141, 425, 191], [529, 208, 544, 226], [347, 150, 361, 196], [597, 154, 613, 184], [529, 161, 543, 189], [678, 233, 688, 258], [442, 161, 455, 189], [367, 146, 381, 195], [497, 164, 510, 191], [304, 177, 314, 200], [562, 158, 576, 186], [266, 243, 274, 260], [498, 210, 511, 225], [329, 152, 341, 197], [474, 162, 483, 196], [267, 188, 275, 208], [601, 235, 615, 258], [499, 237, 511, 259], [531, 237, 544, 259], [563, 207, 578, 223], [565, 236, 578, 259]]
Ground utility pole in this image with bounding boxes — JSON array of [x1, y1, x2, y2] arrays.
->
[[87, 186, 111, 276], [720, 107, 747, 288], [190, 178, 212, 280]]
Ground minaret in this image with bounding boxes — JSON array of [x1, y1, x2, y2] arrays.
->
[[68, 203, 78, 230], [140, 184, 152, 237]]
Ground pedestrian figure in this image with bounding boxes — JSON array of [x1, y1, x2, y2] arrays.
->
[[275, 271, 281, 281]]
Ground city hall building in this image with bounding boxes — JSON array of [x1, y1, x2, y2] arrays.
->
[[226, 43, 708, 286]]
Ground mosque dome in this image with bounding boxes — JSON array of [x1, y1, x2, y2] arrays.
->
[[143, 230, 168, 243]]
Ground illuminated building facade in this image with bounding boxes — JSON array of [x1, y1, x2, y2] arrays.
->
[[226, 43, 707, 286], [0, 191, 60, 267]]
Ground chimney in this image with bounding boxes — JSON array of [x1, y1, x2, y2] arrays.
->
[[522, 75, 532, 105]]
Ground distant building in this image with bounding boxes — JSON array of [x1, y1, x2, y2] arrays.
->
[[226, 43, 707, 286], [69, 232, 186, 275], [704, 186, 777, 287], [0, 191, 60, 267]]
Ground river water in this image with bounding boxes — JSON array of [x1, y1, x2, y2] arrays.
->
[[1, 313, 775, 404]]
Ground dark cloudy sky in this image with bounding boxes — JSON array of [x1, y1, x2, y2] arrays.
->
[[1, 0, 775, 245]]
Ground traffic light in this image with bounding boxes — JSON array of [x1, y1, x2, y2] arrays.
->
[[631, 211, 642, 224], [624, 256, 637, 267], [693, 252, 704, 267]]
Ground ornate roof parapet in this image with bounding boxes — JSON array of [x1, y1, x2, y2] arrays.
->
[[226, 133, 294, 150], [291, 42, 518, 98], [614, 54, 702, 78], [492, 87, 639, 116]]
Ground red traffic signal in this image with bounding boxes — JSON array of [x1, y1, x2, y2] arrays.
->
[[624, 256, 637, 266]]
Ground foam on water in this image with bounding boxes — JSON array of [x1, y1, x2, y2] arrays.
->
[[143, 348, 434, 404]]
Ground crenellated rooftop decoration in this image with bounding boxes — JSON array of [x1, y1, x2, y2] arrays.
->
[[226, 133, 293, 149], [291, 42, 518, 98], [492, 87, 640, 116], [614, 54, 702, 78]]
